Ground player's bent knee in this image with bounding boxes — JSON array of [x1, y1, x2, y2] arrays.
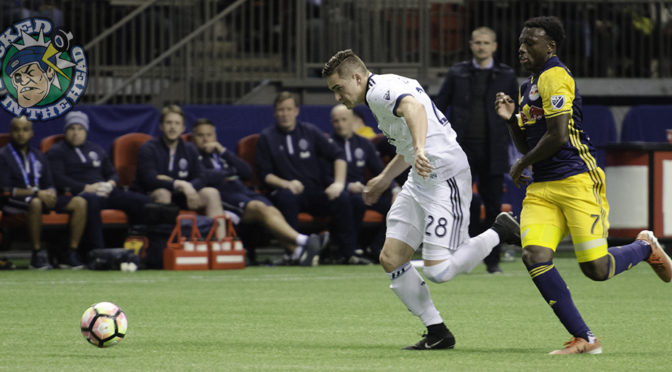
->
[[579, 258, 610, 281], [423, 260, 456, 283]]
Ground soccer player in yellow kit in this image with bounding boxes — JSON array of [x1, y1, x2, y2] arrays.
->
[[495, 16, 672, 355]]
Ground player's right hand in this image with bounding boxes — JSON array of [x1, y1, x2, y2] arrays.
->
[[495, 92, 515, 122]]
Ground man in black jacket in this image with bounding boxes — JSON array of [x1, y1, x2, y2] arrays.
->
[[435, 26, 519, 273]]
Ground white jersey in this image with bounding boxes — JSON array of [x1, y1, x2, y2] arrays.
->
[[365, 73, 469, 184]]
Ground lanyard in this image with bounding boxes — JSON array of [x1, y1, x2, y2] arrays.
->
[[9, 143, 39, 187], [211, 153, 222, 170]]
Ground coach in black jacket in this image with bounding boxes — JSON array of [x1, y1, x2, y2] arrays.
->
[[434, 26, 519, 274]]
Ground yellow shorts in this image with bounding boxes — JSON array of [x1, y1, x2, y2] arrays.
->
[[520, 169, 610, 263]]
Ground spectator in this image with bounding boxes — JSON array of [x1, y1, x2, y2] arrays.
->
[[190, 118, 322, 266], [0, 116, 87, 269], [46, 111, 152, 250], [435, 26, 519, 274], [328, 104, 393, 261], [135, 105, 227, 236], [255, 91, 363, 264]]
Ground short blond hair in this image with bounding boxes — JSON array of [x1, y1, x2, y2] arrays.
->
[[160, 104, 185, 124], [471, 26, 496, 42], [322, 49, 367, 78]]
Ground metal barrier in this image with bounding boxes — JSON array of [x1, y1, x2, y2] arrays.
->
[[2, 0, 671, 105]]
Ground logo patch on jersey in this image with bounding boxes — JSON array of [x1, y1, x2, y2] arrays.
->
[[383, 90, 390, 100], [528, 84, 540, 101], [298, 138, 309, 151], [89, 151, 101, 167], [178, 158, 188, 170], [550, 95, 565, 110], [354, 148, 364, 160]]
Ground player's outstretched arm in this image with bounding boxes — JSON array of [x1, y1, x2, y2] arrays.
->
[[363, 154, 409, 205], [511, 113, 570, 186]]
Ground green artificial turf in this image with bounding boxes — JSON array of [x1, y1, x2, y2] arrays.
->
[[1, 257, 670, 371]]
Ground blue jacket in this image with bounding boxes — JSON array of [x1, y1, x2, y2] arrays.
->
[[135, 137, 206, 192], [328, 133, 384, 185], [435, 59, 518, 174], [255, 121, 345, 190], [46, 140, 118, 194], [198, 148, 252, 185], [0, 143, 54, 192]]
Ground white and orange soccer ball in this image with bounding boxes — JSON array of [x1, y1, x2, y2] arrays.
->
[[80, 302, 127, 348]]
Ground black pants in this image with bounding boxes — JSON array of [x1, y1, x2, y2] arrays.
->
[[270, 188, 357, 259], [462, 142, 504, 267]]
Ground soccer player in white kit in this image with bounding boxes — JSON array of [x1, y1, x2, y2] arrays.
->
[[323, 50, 521, 350]]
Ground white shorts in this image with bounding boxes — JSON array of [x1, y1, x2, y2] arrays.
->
[[386, 168, 472, 260]]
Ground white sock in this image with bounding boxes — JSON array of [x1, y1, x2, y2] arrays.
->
[[451, 229, 500, 274], [296, 234, 309, 247], [388, 262, 443, 327], [291, 246, 304, 260]]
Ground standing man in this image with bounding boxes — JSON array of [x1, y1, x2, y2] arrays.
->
[[322, 50, 520, 350], [495, 16, 671, 355], [0, 116, 87, 269], [255, 92, 360, 264], [190, 118, 322, 266], [435, 26, 519, 274], [47, 111, 152, 250]]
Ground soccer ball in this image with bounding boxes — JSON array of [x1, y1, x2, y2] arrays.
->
[[80, 302, 128, 348]]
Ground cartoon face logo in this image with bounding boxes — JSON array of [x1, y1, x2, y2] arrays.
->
[[9, 60, 55, 107], [1, 18, 88, 120]]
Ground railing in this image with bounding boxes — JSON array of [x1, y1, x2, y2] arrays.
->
[[2, 0, 671, 105]]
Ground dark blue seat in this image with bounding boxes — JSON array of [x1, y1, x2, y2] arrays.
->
[[582, 105, 618, 169], [621, 105, 672, 143]]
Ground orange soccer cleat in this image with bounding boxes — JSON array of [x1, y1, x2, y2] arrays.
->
[[549, 337, 602, 355], [637, 230, 672, 283]]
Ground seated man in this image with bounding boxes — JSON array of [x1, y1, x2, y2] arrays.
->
[[0, 116, 87, 269], [329, 104, 394, 260], [135, 105, 226, 233], [46, 111, 152, 250], [255, 91, 360, 264], [190, 118, 322, 266]]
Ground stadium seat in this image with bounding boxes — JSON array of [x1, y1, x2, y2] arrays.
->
[[111, 133, 152, 188], [582, 105, 617, 168], [40, 134, 64, 153], [0, 133, 10, 148], [621, 105, 672, 142], [236, 134, 261, 188]]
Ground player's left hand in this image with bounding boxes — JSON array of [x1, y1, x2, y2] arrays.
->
[[363, 175, 389, 206], [325, 182, 345, 200], [414, 150, 433, 178], [510, 159, 531, 187]]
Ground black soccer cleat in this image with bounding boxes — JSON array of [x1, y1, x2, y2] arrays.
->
[[403, 329, 456, 350], [492, 212, 521, 246]]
